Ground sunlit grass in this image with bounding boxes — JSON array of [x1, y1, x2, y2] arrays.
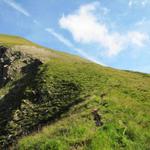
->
[[0, 34, 149, 149], [17, 59, 150, 150]]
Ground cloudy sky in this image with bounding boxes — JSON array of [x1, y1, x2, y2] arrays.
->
[[0, 0, 150, 73]]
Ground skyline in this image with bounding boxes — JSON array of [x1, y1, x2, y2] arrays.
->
[[0, 0, 150, 73]]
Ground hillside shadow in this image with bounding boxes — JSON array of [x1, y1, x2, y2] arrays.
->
[[0, 59, 85, 149], [0, 59, 42, 148]]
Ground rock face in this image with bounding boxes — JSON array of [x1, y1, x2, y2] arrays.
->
[[0, 46, 82, 149], [0, 46, 42, 86], [0, 46, 24, 86], [0, 46, 10, 86], [0, 46, 43, 148]]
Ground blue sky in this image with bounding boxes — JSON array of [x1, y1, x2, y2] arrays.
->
[[0, 0, 150, 73]]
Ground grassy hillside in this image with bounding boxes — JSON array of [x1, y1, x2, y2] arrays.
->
[[0, 34, 150, 150], [0, 34, 37, 46]]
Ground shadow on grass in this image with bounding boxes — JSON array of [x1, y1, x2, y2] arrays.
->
[[0, 59, 84, 149], [0, 59, 42, 148]]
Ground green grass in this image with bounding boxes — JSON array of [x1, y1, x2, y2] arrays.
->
[[0, 34, 150, 149], [0, 34, 38, 46], [0, 34, 89, 62], [17, 59, 150, 150]]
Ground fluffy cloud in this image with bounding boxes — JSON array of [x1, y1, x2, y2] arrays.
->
[[59, 2, 149, 57], [45, 28, 105, 65]]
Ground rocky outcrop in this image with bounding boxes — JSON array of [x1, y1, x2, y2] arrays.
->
[[0, 46, 10, 86], [0, 46, 22, 86], [0, 46, 43, 148], [0, 46, 42, 87]]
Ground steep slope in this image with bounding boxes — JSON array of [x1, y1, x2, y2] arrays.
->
[[17, 60, 150, 150], [0, 34, 89, 148], [0, 34, 150, 149]]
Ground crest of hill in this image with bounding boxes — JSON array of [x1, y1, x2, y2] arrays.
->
[[0, 34, 90, 63]]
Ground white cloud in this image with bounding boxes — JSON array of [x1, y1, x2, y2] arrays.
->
[[59, 2, 149, 57], [128, 31, 149, 47], [45, 28, 105, 65], [3, 0, 30, 17], [128, 1, 133, 7], [128, 0, 149, 7], [46, 28, 74, 48], [140, 0, 149, 6]]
